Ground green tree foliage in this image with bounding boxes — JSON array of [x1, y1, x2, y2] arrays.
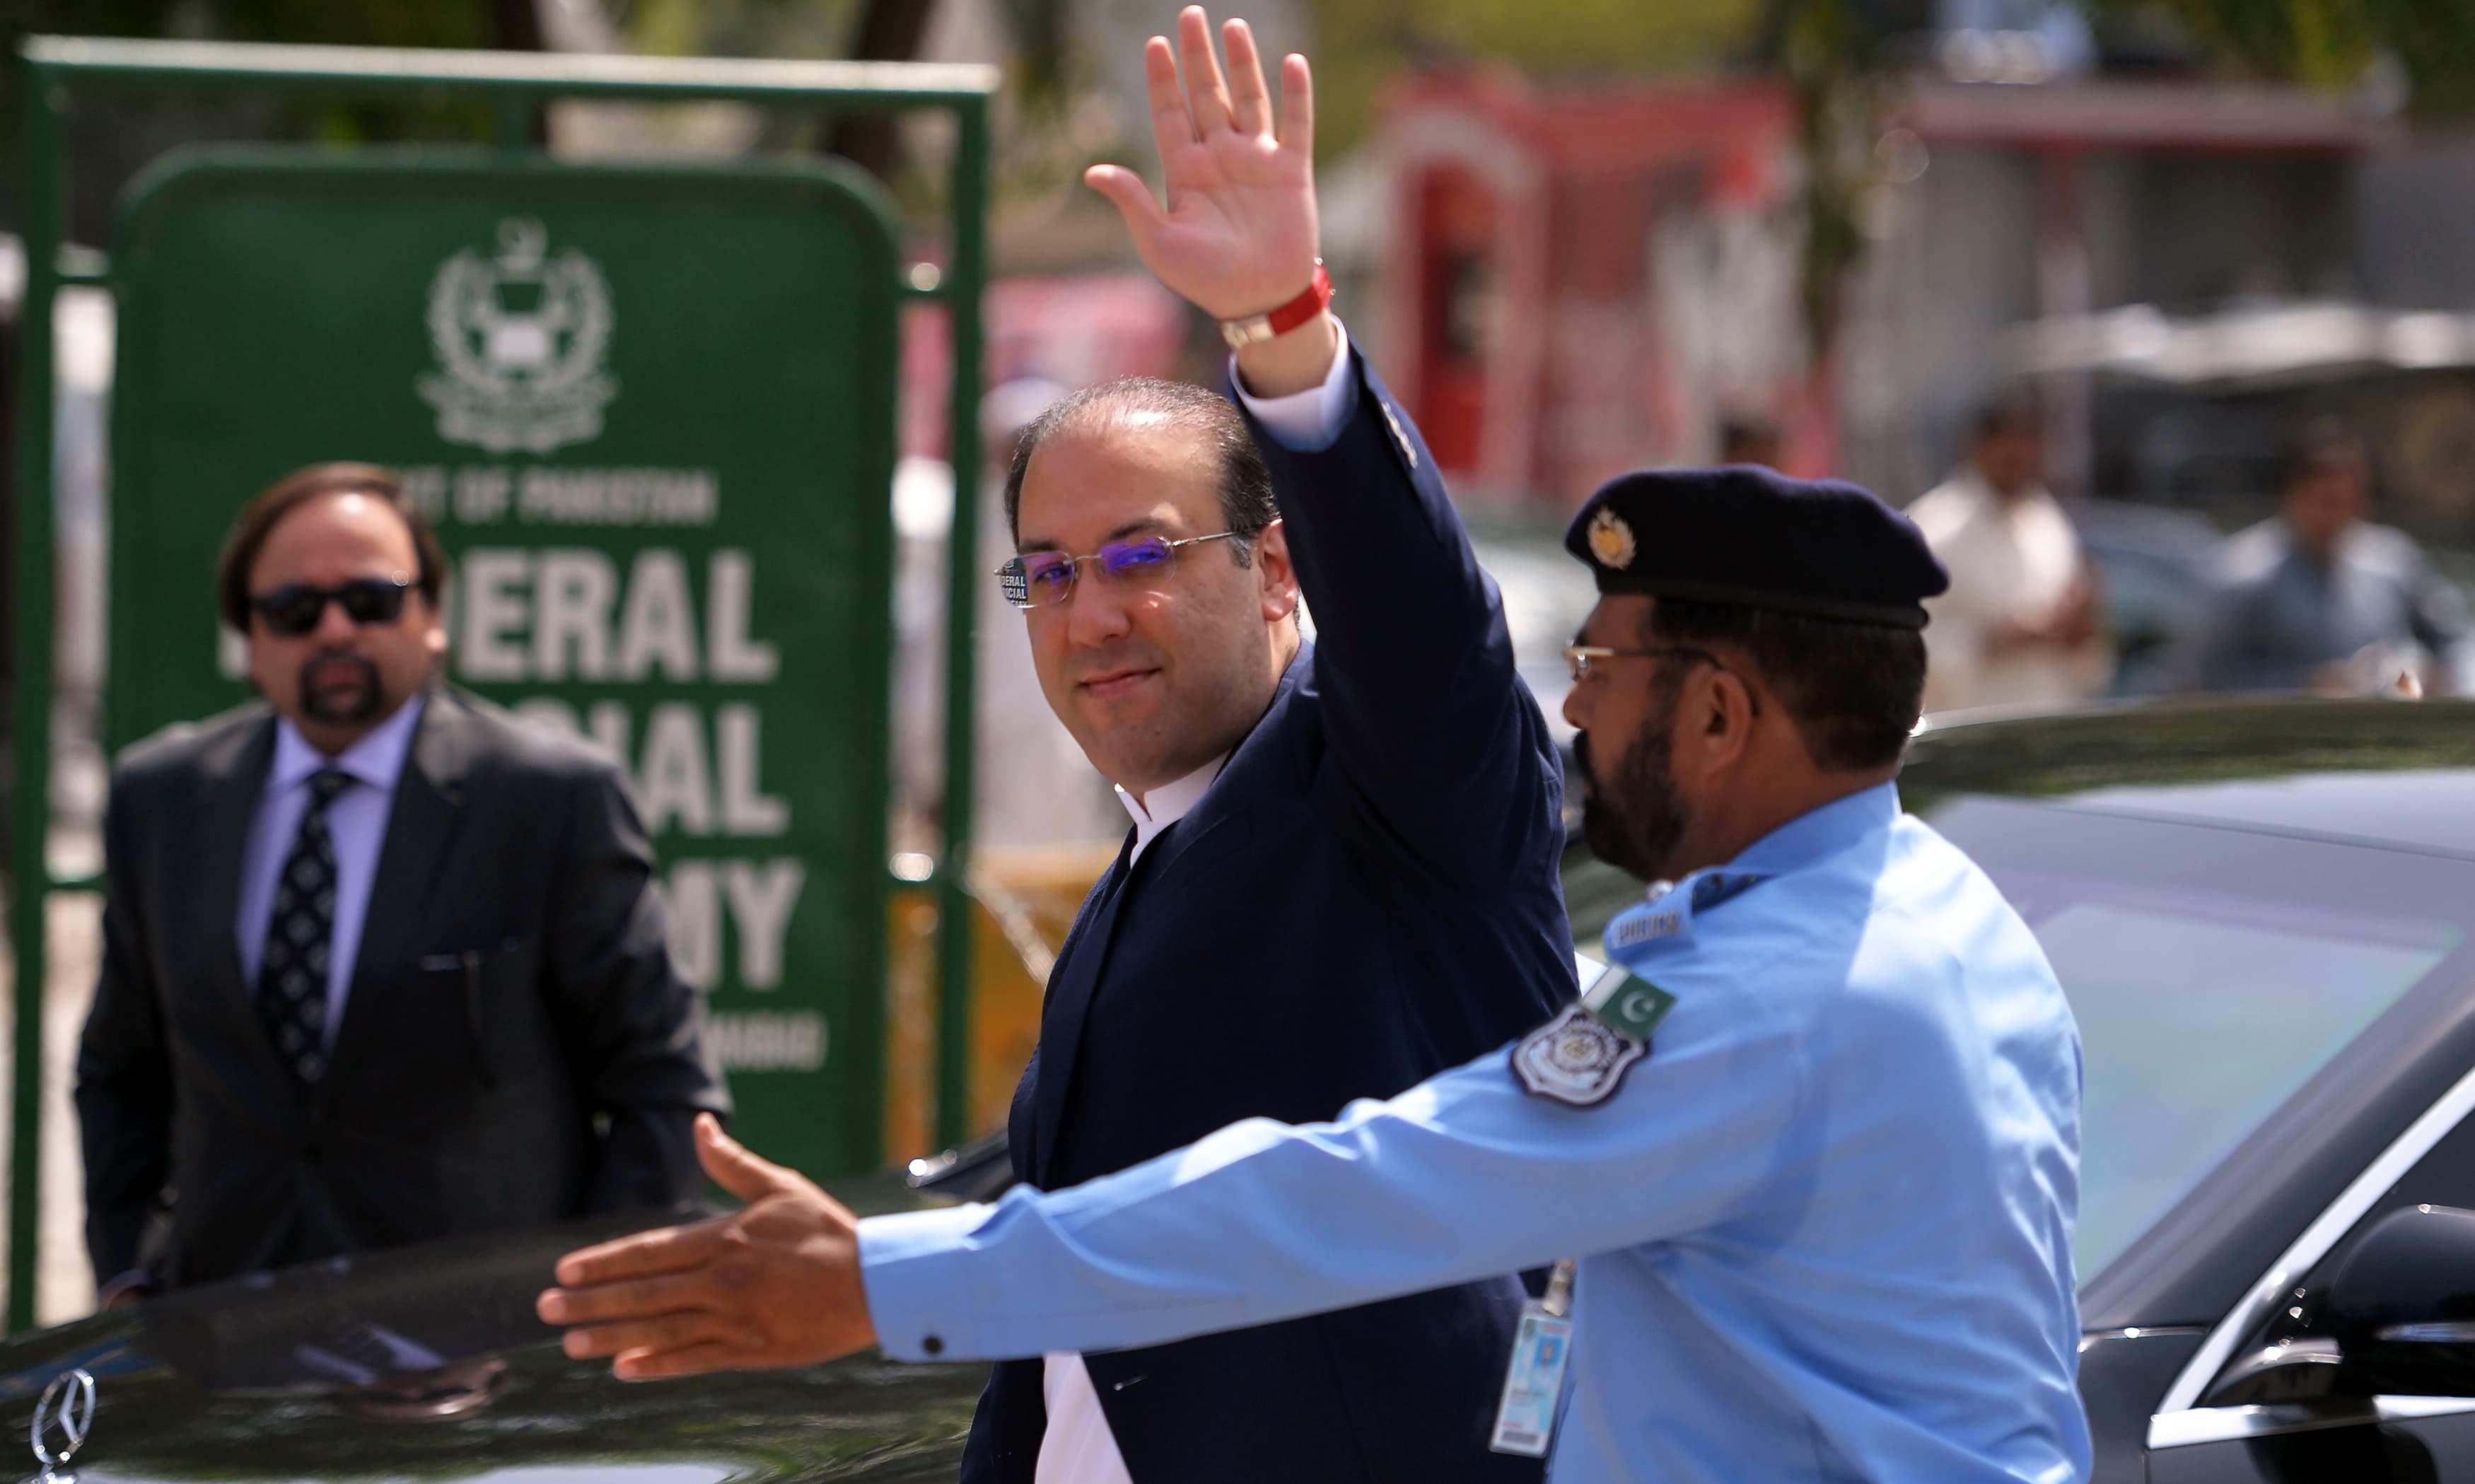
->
[[0, 0, 544, 235], [2102, 0, 2475, 114], [1312, 0, 1761, 155]]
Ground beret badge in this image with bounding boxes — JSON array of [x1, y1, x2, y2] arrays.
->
[[1586, 508, 1637, 571]]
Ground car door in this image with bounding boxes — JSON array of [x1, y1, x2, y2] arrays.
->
[[2148, 1083, 2475, 1483]]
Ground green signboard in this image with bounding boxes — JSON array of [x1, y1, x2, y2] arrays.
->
[[107, 147, 900, 1176]]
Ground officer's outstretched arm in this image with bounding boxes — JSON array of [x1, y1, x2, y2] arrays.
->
[[857, 982, 1803, 1363]]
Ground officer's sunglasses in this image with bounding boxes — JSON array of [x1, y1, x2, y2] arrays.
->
[[250, 576, 416, 638], [996, 526, 1263, 610]]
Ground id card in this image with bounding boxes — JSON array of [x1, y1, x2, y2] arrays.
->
[[1488, 1299, 1574, 1457]]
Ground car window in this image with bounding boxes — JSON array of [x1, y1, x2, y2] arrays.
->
[[2024, 887, 2455, 1275], [1927, 797, 2474, 1280]]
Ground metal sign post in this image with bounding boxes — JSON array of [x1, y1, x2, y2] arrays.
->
[[7, 37, 994, 1333]]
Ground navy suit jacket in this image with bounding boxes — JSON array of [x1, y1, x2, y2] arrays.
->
[[960, 353, 1574, 1484]]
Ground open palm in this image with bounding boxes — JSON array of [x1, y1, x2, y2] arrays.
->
[[1086, 8, 1320, 322]]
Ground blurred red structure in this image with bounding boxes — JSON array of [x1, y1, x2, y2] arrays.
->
[[1375, 67, 2382, 510], [1378, 72, 1811, 506]]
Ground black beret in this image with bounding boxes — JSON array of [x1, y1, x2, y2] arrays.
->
[[1563, 465, 1950, 630]]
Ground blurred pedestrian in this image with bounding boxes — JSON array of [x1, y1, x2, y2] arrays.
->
[[1717, 413, 1782, 469], [1908, 398, 2110, 713], [76, 462, 726, 1306], [2182, 425, 2464, 696]]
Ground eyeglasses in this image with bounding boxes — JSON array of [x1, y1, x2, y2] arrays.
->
[[250, 577, 415, 638], [1561, 644, 1725, 684], [1563, 643, 1763, 714], [996, 529, 1252, 610]]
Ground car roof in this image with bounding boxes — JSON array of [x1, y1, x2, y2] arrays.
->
[[1902, 696, 2475, 860], [2059, 769, 2475, 860]]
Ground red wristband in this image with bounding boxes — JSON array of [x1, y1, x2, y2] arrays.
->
[[1219, 262, 1333, 349]]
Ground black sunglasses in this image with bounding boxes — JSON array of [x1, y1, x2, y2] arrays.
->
[[250, 577, 416, 638]]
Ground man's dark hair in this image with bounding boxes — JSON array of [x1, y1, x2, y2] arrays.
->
[[2279, 419, 2368, 493], [216, 462, 447, 633], [1002, 378, 1279, 565], [1972, 395, 2043, 443], [1646, 598, 1926, 771]]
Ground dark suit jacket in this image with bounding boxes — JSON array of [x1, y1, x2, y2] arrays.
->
[[76, 685, 730, 1290], [962, 354, 1573, 1483]]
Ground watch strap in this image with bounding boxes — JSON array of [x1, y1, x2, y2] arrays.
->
[[1219, 261, 1334, 349]]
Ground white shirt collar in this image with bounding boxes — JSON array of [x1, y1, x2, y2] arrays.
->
[[1115, 754, 1228, 864], [269, 691, 427, 799]]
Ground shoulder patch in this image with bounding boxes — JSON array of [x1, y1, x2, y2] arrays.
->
[[1510, 1003, 1646, 1107]]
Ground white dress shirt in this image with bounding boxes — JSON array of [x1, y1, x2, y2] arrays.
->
[[1031, 325, 1351, 1484], [233, 694, 426, 1048], [1037, 754, 1225, 1484]]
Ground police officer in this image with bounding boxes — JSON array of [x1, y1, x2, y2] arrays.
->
[[538, 13, 2092, 1481]]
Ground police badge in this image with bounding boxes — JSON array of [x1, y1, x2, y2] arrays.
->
[[1585, 508, 1636, 571], [1511, 1003, 1645, 1107]]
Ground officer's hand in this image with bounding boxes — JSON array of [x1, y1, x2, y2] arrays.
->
[[535, 1114, 876, 1379], [1085, 6, 1317, 325]]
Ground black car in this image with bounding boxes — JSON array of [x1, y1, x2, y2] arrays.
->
[[11, 697, 2475, 1483]]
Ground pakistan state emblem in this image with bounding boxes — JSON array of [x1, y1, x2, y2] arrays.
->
[[417, 217, 617, 454]]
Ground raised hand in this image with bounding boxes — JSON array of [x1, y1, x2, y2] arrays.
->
[[537, 1113, 875, 1379], [1085, 6, 1319, 323]]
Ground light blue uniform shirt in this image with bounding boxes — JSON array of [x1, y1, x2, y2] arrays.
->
[[862, 783, 2091, 1483]]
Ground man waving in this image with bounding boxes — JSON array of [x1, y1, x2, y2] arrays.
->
[[864, 11, 1571, 1481]]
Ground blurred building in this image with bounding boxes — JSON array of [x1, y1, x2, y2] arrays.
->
[[1361, 62, 2389, 514], [1843, 78, 2380, 507], [1368, 73, 1811, 505]]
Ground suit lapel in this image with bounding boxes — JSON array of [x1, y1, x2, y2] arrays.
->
[[1029, 831, 1136, 1187], [195, 713, 281, 1066], [321, 691, 473, 1095], [1023, 650, 1314, 1185], [1129, 645, 1307, 886]]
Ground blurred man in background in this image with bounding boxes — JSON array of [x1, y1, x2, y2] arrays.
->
[[1909, 398, 2110, 713], [77, 462, 726, 1304], [2182, 423, 2464, 696]]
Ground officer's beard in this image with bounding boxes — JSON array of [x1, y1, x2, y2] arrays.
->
[[1576, 712, 1689, 885]]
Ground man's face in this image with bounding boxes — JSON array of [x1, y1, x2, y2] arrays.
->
[[1013, 418, 1296, 794], [1974, 424, 2044, 498], [2285, 454, 2369, 554], [1561, 596, 1694, 884], [244, 492, 445, 747]]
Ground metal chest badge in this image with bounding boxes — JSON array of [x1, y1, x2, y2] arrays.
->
[[1585, 508, 1636, 570], [1511, 1003, 1643, 1106], [1512, 956, 1673, 1106]]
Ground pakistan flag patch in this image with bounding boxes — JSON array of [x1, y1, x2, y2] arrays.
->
[[1597, 978, 1678, 1041]]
